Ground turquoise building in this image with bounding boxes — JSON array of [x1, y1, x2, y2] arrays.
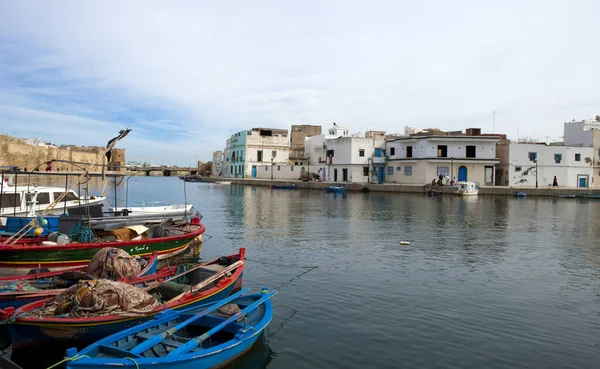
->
[[225, 131, 247, 178]]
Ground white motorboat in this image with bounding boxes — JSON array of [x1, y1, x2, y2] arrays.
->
[[454, 182, 480, 196], [0, 184, 105, 222], [107, 204, 193, 219], [216, 181, 232, 185]]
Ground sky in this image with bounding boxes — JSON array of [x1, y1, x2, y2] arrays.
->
[[1, 1, 599, 165]]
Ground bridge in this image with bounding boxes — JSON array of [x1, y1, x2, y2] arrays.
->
[[125, 167, 198, 176]]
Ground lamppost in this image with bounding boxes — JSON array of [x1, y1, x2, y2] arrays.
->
[[271, 158, 274, 180], [367, 157, 372, 183], [535, 159, 538, 188]]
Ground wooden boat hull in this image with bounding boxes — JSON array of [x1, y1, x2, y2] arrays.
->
[[554, 194, 576, 198], [65, 292, 272, 369], [0, 254, 159, 309], [0, 224, 205, 275], [5, 251, 244, 349], [427, 190, 442, 196], [514, 192, 527, 197], [579, 193, 600, 199], [325, 186, 346, 193]]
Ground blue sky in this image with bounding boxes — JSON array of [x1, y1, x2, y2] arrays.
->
[[1, 1, 599, 164]]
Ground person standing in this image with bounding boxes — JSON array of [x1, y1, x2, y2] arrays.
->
[[553, 176, 558, 187]]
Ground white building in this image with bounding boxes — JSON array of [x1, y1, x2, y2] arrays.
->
[[496, 143, 594, 188], [564, 117, 600, 147], [305, 125, 385, 183], [245, 127, 290, 178], [385, 130, 500, 185]]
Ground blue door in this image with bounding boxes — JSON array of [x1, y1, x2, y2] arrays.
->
[[579, 177, 587, 188], [252, 166, 257, 178], [377, 167, 385, 183], [458, 166, 467, 182]]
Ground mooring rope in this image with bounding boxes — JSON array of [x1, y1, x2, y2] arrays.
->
[[46, 355, 90, 369]]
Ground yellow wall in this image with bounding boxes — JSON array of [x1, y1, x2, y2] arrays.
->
[[0, 135, 126, 172]]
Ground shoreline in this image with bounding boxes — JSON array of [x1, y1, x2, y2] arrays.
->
[[191, 177, 600, 197]]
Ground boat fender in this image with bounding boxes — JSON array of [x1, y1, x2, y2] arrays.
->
[[399, 241, 411, 245]]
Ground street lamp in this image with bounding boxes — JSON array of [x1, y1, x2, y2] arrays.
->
[[535, 159, 538, 188], [271, 158, 274, 180]]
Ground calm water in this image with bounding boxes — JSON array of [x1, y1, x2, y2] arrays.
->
[[11, 176, 600, 368]]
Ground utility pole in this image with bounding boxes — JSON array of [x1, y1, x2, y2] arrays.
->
[[271, 158, 274, 180], [535, 159, 538, 188]]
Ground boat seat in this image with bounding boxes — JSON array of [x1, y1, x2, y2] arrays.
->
[[134, 331, 188, 348]]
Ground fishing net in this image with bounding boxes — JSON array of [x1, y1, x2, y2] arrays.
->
[[86, 247, 141, 280], [31, 279, 159, 318]]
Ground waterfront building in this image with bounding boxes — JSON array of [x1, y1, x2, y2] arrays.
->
[[385, 128, 500, 185], [224, 128, 290, 178], [290, 125, 321, 166], [495, 142, 594, 188], [563, 116, 600, 186], [305, 124, 385, 183]]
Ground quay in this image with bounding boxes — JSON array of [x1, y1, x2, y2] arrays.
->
[[193, 176, 600, 197]]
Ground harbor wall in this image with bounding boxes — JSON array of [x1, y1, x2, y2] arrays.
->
[[0, 135, 125, 172], [197, 177, 600, 197]]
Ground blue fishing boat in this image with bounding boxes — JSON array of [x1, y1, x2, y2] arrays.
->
[[514, 191, 527, 197], [63, 288, 276, 369], [579, 193, 600, 199], [269, 184, 299, 190], [325, 185, 346, 193]]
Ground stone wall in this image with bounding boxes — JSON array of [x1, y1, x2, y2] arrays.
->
[[0, 135, 126, 172]]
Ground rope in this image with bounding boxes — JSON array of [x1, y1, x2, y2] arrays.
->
[[265, 296, 297, 344], [244, 258, 318, 269], [124, 357, 140, 369], [46, 355, 90, 369], [70, 221, 96, 243]]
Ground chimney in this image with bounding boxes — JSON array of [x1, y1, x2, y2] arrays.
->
[[466, 128, 481, 136]]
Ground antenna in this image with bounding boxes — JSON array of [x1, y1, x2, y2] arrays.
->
[[492, 110, 495, 134]]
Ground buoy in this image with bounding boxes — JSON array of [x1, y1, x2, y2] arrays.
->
[[33, 227, 44, 236], [399, 241, 411, 245], [40, 218, 48, 226]]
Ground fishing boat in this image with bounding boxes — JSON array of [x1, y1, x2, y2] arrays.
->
[[454, 182, 479, 196], [325, 185, 346, 193], [63, 288, 275, 369], [215, 181, 232, 185], [0, 218, 205, 275], [2, 249, 245, 348], [0, 184, 105, 223], [579, 193, 600, 199], [514, 191, 527, 197], [0, 251, 158, 309], [554, 194, 576, 198], [269, 184, 298, 190], [107, 204, 193, 219]]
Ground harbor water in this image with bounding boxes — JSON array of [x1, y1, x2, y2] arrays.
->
[[11, 176, 600, 368]]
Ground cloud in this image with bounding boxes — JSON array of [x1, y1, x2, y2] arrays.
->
[[0, 0, 599, 164]]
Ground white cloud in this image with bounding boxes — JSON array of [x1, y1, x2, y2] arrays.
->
[[0, 0, 599, 163]]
